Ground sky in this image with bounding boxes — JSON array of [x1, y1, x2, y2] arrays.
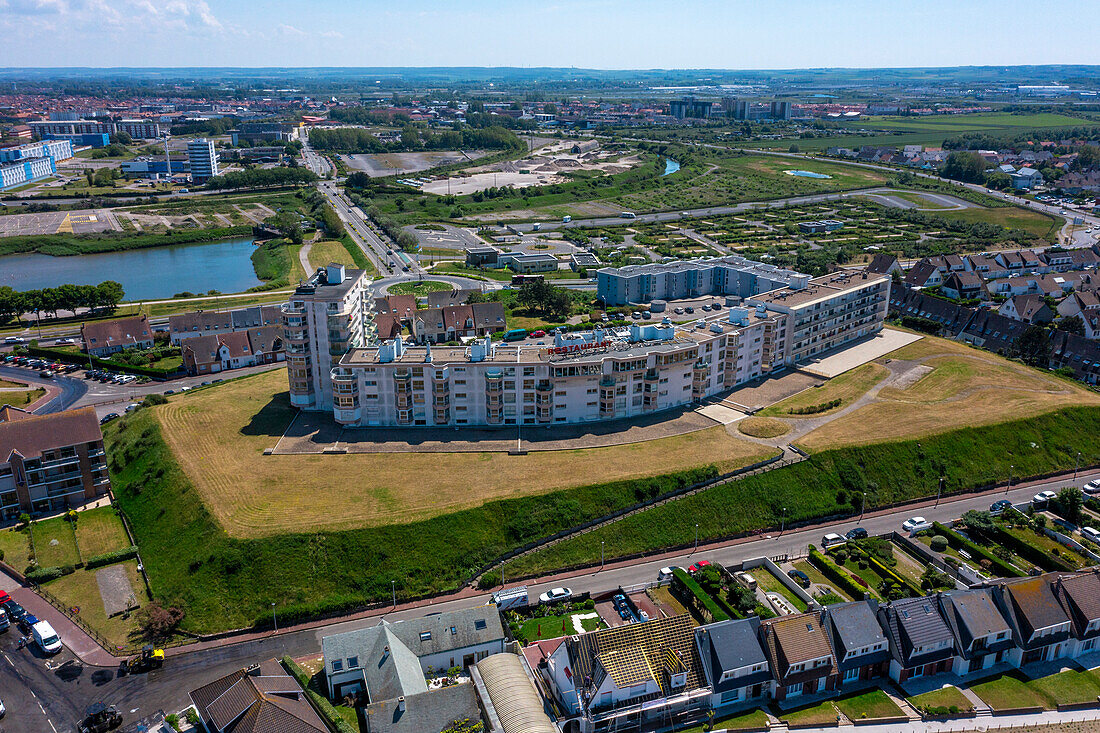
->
[[1, 0, 1099, 69]]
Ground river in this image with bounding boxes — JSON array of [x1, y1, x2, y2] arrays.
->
[[0, 237, 262, 300]]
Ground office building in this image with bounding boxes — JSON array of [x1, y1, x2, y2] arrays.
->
[[0, 156, 56, 191], [0, 138, 73, 163], [0, 406, 111, 519], [230, 121, 302, 146], [120, 157, 190, 179], [281, 264, 375, 412], [29, 119, 114, 137], [114, 119, 162, 139], [668, 98, 713, 120], [42, 132, 110, 148], [187, 138, 219, 182]]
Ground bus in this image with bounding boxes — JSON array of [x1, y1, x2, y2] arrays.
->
[[620, 211, 636, 219], [503, 329, 528, 342]]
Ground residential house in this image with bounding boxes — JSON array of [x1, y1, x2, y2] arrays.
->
[[374, 295, 418, 325], [964, 255, 1006, 280], [937, 589, 1015, 676], [180, 326, 284, 376], [878, 596, 956, 682], [903, 261, 942, 289], [188, 659, 326, 733], [1052, 571, 1100, 657], [1048, 330, 1100, 384], [988, 575, 1074, 667], [410, 302, 507, 344], [998, 294, 1054, 324], [940, 272, 986, 301], [865, 254, 902, 277], [169, 305, 281, 344], [1057, 170, 1100, 195], [1010, 167, 1044, 190], [890, 287, 974, 336], [1056, 290, 1100, 320], [759, 612, 839, 701], [81, 314, 154, 356], [321, 605, 505, 699], [956, 309, 1028, 354], [694, 618, 771, 713], [427, 289, 480, 308], [824, 601, 891, 688], [545, 614, 708, 732]]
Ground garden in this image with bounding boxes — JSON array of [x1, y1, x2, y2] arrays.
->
[[502, 597, 603, 645]]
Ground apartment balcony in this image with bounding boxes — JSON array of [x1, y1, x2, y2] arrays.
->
[[286, 330, 310, 344], [331, 368, 357, 385], [644, 368, 659, 382], [433, 395, 450, 407], [29, 468, 84, 487], [334, 406, 361, 425], [41, 455, 81, 470], [281, 303, 305, 316], [599, 376, 615, 388], [535, 380, 553, 392]]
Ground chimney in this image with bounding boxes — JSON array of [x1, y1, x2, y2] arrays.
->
[[424, 342, 432, 363], [398, 696, 405, 712]]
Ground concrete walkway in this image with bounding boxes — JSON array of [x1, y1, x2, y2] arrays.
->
[[753, 708, 1100, 733]]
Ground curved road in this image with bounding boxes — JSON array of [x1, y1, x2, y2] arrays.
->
[[0, 364, 86, 414]]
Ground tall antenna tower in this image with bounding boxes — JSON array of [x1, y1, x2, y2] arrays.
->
[[163, 134, 172, 177]]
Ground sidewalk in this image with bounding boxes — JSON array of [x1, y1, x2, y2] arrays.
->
[[4, 464, 1099, 668], [763, 707, 1100, 733]]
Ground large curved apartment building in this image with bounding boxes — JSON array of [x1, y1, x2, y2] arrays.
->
[[283, 257, 889, 429]]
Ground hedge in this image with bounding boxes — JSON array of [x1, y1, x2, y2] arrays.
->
[[85, 546, 139, 569], [865, 553, 921, 597], [27, 346, 178, 379], [931, 522, 1024, 577], [671, 568, 729, 623], [992, 526, 1077, 572], [281, 656, 357, 733], [25, 564, 75, 583], [808, 549, 870, 600]]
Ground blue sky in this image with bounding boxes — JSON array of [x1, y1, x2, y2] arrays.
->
[[1, 0, 1098, 69]]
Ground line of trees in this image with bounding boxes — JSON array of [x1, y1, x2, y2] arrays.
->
[[205, 167, 318, 190], [0, 281, 125, 323], [308, 124, 523, 154]]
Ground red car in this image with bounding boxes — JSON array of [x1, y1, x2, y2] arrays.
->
[[529, 330, 547, 338], [0, 589, 9, 606], [688, 561, 712, 574]]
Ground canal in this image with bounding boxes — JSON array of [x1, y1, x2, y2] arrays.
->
[[0, 237, 262, 300]]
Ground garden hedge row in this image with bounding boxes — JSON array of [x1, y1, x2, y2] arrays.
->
[[931, 522, 1024, 578], [671, 568, 729, 623], [992, 526, 1077, 572], [85, 546, 139, 569], [282, 656, 357, 733], [27, 346, 178, 379], [808, 549, 870, 600], [865, 553, 921, 597], [24, 564, 76, 583]]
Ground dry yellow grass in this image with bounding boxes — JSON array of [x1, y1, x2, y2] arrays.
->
[[306, 239, 355, 270], [156, 370, 774, 538], [759, 362, 889, 417], [797, 336, 1100, 452], [737, 416, 791, 439]]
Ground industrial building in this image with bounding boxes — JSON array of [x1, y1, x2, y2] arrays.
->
[[187, 138, 219, 182], [230, 121, 302, 146], [120, 157, 190, 179]]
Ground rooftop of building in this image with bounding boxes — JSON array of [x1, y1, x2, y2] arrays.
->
[[291, 266, 367, 299], [755, 270, 888, 310], [597, 254, 806, 282]]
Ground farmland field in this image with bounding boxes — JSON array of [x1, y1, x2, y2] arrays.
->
[[154, 369, 774, 537]]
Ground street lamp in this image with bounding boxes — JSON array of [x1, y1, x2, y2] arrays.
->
[[936, 476, 943, 507], [391, 580, 396, 608], [780, 507, 787, 535], [271, 602, 277, 633], [601, 541, 605, 570], [1074, 452, 1081, 481], [1006, 465, 1014, 495], [860, 492, 866, 521], [694, 523, 699, 553]]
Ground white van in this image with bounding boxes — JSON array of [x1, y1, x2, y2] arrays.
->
[[734, 571, 758, 591], [1082, 526, 1100, 545], [32, 620, 62, 655], [821, 533, 846, 550]]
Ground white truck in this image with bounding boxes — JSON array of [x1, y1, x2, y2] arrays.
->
[[490, 586, 529, 611]]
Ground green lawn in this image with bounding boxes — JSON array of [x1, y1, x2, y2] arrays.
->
[[791, 560, 854, 601], [970, 673, 1050, 712], [515, 613, 604, 644], [675, 708, 769, 733], [388, 280, 454, 297], [73, 507, 131, 558], [906, 685, 974, 715], [333, 705, 363, 732], [1026, 668, 1100, 707], [834, 690, 904, 722], [42, 559, 149, 652], [776, 700, 839, 727], [0, 526, 31, 567], [753, 567, 809, 613], [0, 388, 46, 408], [937, 208, 1058, 241], [31, 516, 82, 567]]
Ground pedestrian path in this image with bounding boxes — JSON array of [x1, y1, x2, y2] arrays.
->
[[958, 686, 993, 718], [774, 707, 1100, 733]]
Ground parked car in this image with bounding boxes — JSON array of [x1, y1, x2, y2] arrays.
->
[[1083, 480, 1100, 495], [687, 560, 712, 574], [529, 330, 546, 338], [902, 516, 931, 532], [54, 338, 74, 345], [845, 527, 868, 540], [788, 569, 811, 588], [32, 620, 62, 655], [538, 587, 573, 604], [1082, 526, 1100, 544], [2, 599, 26, 624], [1032, 490, 1057, 507], [989, 499, 1013, 516], [0, 695, 5, 717], [0, 606, 8, 632], [821, 533, 846, 549], [3, 336, 25, 344], [18, 613, 38, 635], [734, 571, 757, 591], [684, 307, 695, 314], [657, 566, 677, 582], [99, 413, 120, 425], [0, 589, 8, 605]]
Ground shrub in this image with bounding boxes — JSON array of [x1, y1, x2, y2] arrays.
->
[[930, 535, 949, 552], [477, 571, 501, 590], [25, 565, 75, 583], [143, 394, 168, 406], [282, 656, 358, 733], [85, 546, 139, 569], [809, 549, 867, 599], [137, 601, 185, 641]]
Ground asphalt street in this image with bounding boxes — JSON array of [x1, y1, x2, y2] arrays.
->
[[0, 365, 86, 414], [3, 467, 1096, 733]]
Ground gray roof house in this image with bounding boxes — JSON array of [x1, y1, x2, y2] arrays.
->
[[936, 589, 1015, 675], [878, 596, 956, 682], [322, 606, 506, 700], [988, 575, 1074, 666], [694, 618, 771, 710], [824, 601, 891, 683]]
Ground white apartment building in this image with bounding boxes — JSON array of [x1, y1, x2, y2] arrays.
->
[[300, 270, 888, 428], [282, 264, 374, 412], [186, 138, 219, 182], [0, 157, 57, 191], [0, 139, 73, 163]]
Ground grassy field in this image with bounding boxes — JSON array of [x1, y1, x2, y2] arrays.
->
[[306, 239, 356, 270], [0, 526, 31, 567], [970, 673, 1051, 712], [939, 207, 1059, 240], [834, 690, 904, 721], [736, 416, 790, 439], [505, 405, 1100, 578], [777, 700, 839, 727], [30, 516, 82, 567], [72, 506, 131, 558], [797, 336, 1100, 452], [0, 387, 46, 408], [675, 708, 769, 733], [906, 685, 974, 714], [1027, 669, 1100, 707], [759, 363, 889, 418], [153, 370, 773, 537], [42, 559, 148, 651]]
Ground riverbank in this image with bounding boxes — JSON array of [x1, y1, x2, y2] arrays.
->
[[0, 225, 252, 257]]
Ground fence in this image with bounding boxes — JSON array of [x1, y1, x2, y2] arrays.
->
[[31, 580, 139, 655]]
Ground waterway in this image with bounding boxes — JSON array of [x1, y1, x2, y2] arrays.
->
[[785, 169, 833, 179], [0, 237, 261, 300], [662, 158, 681, 176]]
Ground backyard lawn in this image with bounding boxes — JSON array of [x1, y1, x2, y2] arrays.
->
[[676, 708, 769, 733], [1026, 668, 1100, 707], [970, 673, 1050, 712], [41, 559, 150, 652], [834, 690, 904, 722], [0, 526, 31, 567], [776, 700, 839, 727], [906, 686, 974, 715], [72, 507, 131, 558], [30, 516, 81, 567], [753, 567, 809, 613], [515, 613, 603, 644], [791, 560, 853, 601]]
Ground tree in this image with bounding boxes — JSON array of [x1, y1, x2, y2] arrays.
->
[[941, 151, 988, 184], [136, 601, 185, 641], [725, 584, 756, 615], [959, 510, 995, 536], [1055, 488, 1083, 525], [1059, 315, 1085, 336], [111, 131, 132, 146], [1013, 325, 1051, 367], [83, 168, 95, 187]]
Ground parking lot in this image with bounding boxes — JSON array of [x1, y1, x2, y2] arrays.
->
[[0, 208, 119, 238]]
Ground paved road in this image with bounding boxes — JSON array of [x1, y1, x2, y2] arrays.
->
[[4, 467, 1097, 732], [0, 365, 86, 414]]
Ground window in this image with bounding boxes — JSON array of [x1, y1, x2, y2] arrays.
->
[[420, 631, 432, 641], [332, 660, 343, 672], [475, 620, 487, 630], [347, 656, 359, 669]]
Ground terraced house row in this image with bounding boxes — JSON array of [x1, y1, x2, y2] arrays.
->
[[283, 260, 889, 427], [531, 570, 1100, 733]]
